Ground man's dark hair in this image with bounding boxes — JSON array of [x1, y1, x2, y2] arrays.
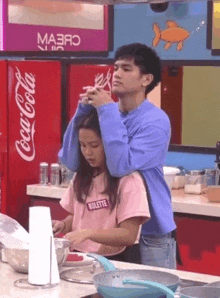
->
[[114, 43, 162, 95]]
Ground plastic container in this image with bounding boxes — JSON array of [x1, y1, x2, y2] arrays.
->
[[184, 170, 206, 195]]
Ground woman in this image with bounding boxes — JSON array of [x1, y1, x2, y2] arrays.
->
[[53, 109, 150, 261]]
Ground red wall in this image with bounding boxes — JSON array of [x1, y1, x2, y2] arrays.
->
[[175, 213, 220, 275]]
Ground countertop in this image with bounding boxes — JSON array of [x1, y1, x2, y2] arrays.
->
[[27, 184, 220, 218], [1, 259, 220, 298]]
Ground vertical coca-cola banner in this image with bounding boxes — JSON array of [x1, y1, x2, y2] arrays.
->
[[14, 66, 36, 162], [67, 64, 117, 122], [7, 61, 62, 227]]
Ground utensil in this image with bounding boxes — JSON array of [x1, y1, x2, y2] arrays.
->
[[88, 253, 179, 298], [179, 286, 220, 297], [4, 238, 70, 273]]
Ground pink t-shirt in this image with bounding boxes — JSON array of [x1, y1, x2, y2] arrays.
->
[[60, 171, 150, 256]]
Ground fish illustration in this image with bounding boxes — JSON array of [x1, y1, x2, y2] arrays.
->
[[152, 20, 190, 51]]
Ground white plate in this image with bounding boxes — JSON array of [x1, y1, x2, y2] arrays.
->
[[64, 252, 94, 267]]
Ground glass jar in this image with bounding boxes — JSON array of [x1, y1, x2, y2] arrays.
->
[[60, 164, 74, 188], [184, 170, 206, 194], [205, 168, 216, 186]]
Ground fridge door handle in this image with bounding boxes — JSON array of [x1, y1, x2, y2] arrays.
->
[[0, 153, 5, 176]]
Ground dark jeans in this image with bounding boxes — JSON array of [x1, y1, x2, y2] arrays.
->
[[107, 244, 141, 264]]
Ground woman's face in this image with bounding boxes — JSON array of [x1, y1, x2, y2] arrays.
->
[[79, 128, 105, 171]]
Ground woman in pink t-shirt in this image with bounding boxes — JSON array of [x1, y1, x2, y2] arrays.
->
[[53, 109, 150, 261]]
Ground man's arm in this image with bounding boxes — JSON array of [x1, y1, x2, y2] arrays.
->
[[82, 88, 170, 177], [58, 102, 94, 171], [97, 103, 170, 177]]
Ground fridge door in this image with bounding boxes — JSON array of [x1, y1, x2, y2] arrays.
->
[[0, 61, 8, 153], [0, 61, 8, 214], [6, 60, 62, 228], [67, 64, 116, 122]]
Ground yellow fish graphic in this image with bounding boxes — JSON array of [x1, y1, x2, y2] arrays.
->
[[152, 20, 190, 51]]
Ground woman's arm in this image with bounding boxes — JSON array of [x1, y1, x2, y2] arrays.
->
[[58, 102, 94, 171], [63, 217, 145, 247], [52, 214, 73, 236], [61, 214, 74, 234]]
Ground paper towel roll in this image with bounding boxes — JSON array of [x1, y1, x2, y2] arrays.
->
[[28, 206, 60, 285]]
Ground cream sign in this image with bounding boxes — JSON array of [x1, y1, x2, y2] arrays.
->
[[37, 33, 81, 51]]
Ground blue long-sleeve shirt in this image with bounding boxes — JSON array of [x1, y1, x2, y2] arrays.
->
[[58, 100, 176, 235]]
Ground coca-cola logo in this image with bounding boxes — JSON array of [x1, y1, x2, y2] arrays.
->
[[94, 69, 112, 92], [14, 67, 36, 162]]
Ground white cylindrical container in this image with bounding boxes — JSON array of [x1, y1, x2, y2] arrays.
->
[[50, 163, 60, 186], [39, 162, 49, 185]]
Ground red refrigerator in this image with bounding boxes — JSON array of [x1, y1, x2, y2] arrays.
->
[[67, 63, 116, 121], [0, 60, 62, 229]]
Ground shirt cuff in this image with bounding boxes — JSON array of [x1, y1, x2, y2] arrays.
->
[[78, 102, 94, 113], [96, 102, 118, 114]]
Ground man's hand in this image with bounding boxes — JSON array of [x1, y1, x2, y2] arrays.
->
[[63, 229, 92, 245], [79, 87, 114, 108]]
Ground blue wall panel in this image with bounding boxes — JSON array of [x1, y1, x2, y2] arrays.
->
[[110, 2, 219, 60], [165, 151, 216, 170]]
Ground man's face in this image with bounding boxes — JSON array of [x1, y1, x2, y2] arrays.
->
[[112, 58, 148, 97]]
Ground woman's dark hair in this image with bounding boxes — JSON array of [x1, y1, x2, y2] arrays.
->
[[114, 43, 162, 95], [73, 109, 120, 212]]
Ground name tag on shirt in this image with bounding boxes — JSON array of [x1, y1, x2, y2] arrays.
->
[[86, 199, 110, 211]]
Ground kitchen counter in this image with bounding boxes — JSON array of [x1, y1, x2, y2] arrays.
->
[[1, 259, 220, 298], [27, 185, 220, 218], [26, 185, 220, 276]]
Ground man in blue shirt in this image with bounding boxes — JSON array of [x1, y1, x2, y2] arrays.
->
[[59, 43, 176, 268]]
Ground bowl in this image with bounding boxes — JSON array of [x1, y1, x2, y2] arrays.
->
[[163, 166, 181, 190], [4, 238, 70, 273]]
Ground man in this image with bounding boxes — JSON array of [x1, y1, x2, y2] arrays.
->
[[59, 43, 176, 268]]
